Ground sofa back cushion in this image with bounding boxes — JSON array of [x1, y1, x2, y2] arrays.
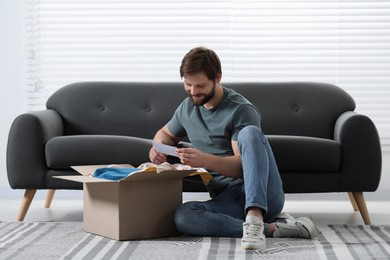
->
[[47, 82, 187, 138], [47, 81, 355, 139], [225, 82, 355, 139]]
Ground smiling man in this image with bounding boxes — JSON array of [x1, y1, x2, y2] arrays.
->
[[149, 47, 317, 250]]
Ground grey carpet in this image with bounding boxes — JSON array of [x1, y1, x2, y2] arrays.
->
[[1, 221, 390, 259]]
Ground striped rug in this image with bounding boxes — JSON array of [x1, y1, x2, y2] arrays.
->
[[0, 221, 389, 259]]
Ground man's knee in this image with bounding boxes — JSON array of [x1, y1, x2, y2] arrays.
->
[[238, 125, 263, 144]]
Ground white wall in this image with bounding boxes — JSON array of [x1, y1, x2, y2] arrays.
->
[[0, 0, 27, 197], [0, 1, 388, 200], [377, 150, 390, 200]]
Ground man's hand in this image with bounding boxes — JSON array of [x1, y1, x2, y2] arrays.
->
[[177, 141, 243, 179], [176, 147, 206, 168], [149, 146, 167, 164], [150, 125, 179, 164]]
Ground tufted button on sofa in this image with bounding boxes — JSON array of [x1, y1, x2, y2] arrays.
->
[[7, 82, 382, 224]]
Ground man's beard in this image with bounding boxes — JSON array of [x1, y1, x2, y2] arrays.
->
[[190, 82, 216, 106]]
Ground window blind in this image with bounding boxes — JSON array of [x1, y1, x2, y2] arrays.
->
[[25, 0, 390, 146]]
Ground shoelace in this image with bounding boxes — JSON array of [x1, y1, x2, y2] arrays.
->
[[243, 222, 262, 237]]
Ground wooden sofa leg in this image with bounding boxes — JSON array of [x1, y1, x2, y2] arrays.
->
[[17, 189, 37, 221], [45, 189, 56, 208], [352, 192, 372, 225], [348, 192, 358, 211]]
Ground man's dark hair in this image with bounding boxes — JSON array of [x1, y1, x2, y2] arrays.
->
[[180, 47, 222, 81]]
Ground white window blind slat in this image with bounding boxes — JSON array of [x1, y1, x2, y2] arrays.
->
[[25, 0, 390, 145]]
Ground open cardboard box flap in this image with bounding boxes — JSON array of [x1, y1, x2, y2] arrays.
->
[[55, 164, 195, 183]]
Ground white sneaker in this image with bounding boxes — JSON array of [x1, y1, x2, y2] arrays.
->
[[273, 217, 318, 239], [241, 215, 266, 250]]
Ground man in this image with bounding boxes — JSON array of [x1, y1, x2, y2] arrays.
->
[[149, 47, 317, 250]]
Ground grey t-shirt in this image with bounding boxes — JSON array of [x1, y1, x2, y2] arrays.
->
[[167, 86, 261, 197]]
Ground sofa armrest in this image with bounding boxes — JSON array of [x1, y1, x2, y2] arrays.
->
[[334, 111, 382, 191], [7, 109, 64, 189]]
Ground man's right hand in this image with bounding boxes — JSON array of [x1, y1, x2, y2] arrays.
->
[[149, 146, 167, 164]]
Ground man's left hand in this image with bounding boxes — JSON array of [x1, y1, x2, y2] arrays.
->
[[176, 147, 206, 168]]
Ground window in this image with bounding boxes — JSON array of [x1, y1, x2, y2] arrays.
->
[[25, 0, 390, 146]]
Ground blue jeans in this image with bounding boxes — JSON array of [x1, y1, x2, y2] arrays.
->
[[174, 125, 285, 238]]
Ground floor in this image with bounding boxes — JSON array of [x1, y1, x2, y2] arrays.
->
[[1, 192, 389, 225]]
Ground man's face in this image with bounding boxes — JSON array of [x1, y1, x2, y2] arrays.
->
[[183, 72, 217, 106]]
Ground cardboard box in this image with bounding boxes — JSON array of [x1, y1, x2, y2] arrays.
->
[[55, 165, 194, 240]]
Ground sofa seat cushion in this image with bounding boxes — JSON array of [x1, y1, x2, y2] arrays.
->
[[46, 135, 340, 173], [45, 135, 152, 169], [267, 136, 341, 172]]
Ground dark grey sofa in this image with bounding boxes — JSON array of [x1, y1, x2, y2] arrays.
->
[[7, 82, 382, 224]]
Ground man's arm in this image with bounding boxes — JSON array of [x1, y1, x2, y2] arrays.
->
[[176, 140, 243, 178], [149, 124, 180, 164], [151, 126, 243, 178]]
